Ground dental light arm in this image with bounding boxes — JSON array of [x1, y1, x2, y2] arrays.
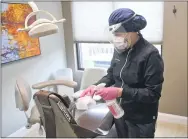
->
[[28, 1, 39, 12], [17, 1, 39, 32], [17, 10, 66, 32], [17, 1, 66, 38], [32, 80, 78, 90]]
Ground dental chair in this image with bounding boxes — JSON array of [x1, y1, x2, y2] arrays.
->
[[15, 77, 113, 138]]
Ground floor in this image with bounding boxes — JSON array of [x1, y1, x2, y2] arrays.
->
[[155, 121, 187, 138], [23, 120, 187, 138]]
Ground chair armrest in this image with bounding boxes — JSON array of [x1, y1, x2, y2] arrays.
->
[[32, 80, 77, 90]]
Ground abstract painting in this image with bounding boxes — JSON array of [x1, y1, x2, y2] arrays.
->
[[1, 3, 41, 64]]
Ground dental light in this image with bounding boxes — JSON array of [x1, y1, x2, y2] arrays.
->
[[17, 2, 66, 38]]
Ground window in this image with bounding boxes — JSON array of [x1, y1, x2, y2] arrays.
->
[[75, 43, 162, 70], [72, 2, 113, 42], [72, 2, 164, 43], [72, 2, 164, 70]]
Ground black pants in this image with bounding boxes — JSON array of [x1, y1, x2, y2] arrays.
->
[[114, 117, 156, 138]]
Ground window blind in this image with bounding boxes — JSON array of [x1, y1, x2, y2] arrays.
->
[[114, 2, 164, 43], [72, 2, 164, 43], [71, 2, 113, 42]]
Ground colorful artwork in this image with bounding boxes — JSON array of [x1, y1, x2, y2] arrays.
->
[[1, 3, 41, 64]]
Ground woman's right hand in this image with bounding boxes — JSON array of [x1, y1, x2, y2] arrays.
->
[[80, 85, 97, 97]]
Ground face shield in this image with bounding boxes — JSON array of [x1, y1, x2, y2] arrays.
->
[[105, 14, 136, 53]]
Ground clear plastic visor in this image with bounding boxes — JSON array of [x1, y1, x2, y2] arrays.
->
[[105, 14, 136, 44], [105, 22, 128, 44]]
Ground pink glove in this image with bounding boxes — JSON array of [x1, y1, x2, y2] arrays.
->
[[95, 87, 120, 100], [80, 85, 96, 97]]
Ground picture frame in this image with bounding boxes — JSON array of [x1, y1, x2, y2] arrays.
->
[[1, 2, 41, 64]]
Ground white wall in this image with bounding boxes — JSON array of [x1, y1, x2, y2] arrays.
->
[[1, 2, 67, 137]]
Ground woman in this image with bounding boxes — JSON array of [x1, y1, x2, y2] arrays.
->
[[80, 8, 164, 138]]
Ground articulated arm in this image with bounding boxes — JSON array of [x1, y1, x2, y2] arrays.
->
[[32, 80, 78, 90]]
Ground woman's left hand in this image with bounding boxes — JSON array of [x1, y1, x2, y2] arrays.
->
[[95, 87, 123, 100]]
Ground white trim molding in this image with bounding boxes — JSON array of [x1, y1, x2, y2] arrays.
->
[[158, 112, 188, 125]]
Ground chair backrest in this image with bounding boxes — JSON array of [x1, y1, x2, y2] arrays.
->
[[80, 68, 107, 90], [33, 90, 99, 138], [33, 90, 77, 138]]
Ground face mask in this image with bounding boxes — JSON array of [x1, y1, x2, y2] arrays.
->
[[113, 36, 131, 53]]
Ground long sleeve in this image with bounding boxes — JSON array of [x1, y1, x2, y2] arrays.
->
[[122, 51, 164, 103], [93, 52, 116, 87]]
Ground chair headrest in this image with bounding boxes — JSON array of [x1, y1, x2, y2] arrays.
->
[[15, 77, 32, 111]]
